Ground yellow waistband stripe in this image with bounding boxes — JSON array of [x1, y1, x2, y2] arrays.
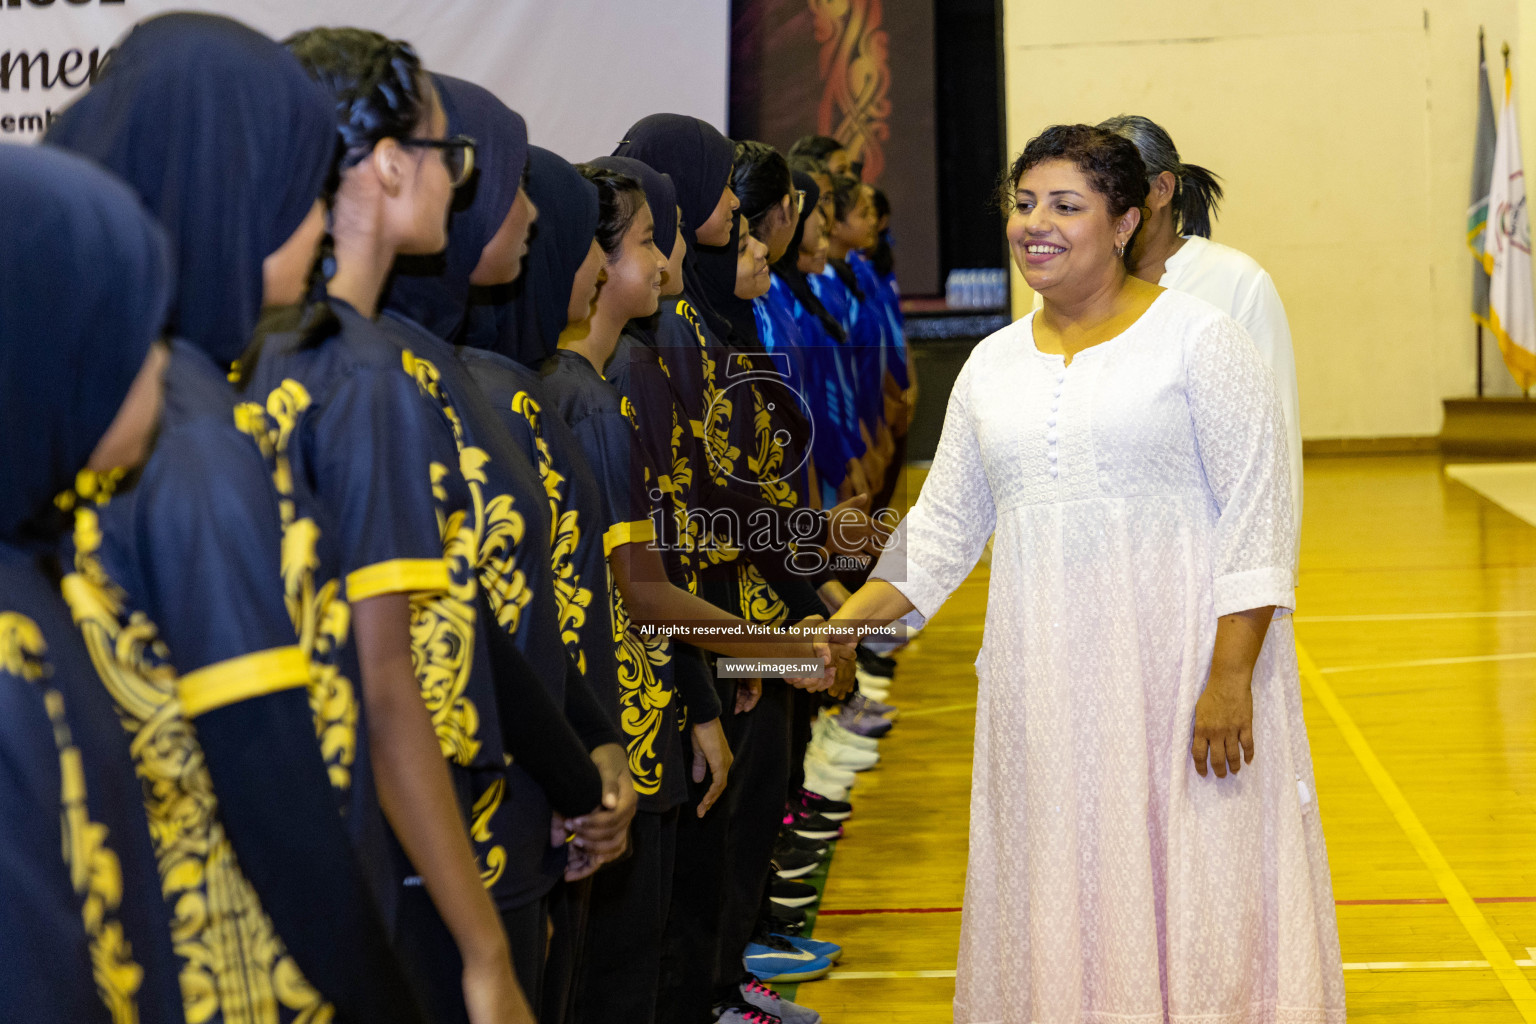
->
[[604, 519, 657, 557], [178, 646, 310, 718], [346, 558, 452, 602]]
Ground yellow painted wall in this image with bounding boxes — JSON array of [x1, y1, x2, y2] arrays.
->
[[1003, 0, 1529, 438]]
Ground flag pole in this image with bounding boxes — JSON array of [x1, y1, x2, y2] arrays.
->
[[1478, 28, 1489, 397], [1505, 41, 1520, 400]]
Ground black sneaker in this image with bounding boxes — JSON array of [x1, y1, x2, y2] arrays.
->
[[762, 900, 807, 934], [787, 811, 842, 842], [856, 645, 897, 677], [778, 830, 829, 858], [795, 789, 852, 822], [770, 878, 818, 909], [770, 845, 820, 880]]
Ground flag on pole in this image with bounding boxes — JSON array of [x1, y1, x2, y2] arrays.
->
[[1469, 32, 1496, 325], [1483, 53, 1536, 388]]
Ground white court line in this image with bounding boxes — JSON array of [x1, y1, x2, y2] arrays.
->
[[823, 962, 1536, 981], [1318, 651, 1536, 674], [1295, 611, 1536, 623]]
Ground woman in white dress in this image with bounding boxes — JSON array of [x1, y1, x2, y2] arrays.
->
[[829, 125, 1345, 1023]]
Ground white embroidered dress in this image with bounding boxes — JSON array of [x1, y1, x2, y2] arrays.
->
[[877, 290, 1345, 1024]]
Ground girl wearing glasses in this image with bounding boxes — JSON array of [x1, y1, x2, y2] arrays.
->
[[45, 14, 435, 1024], [237, 26, 550, 1024]]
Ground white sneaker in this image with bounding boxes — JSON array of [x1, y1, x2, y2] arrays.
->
[[804, 750, 856, 789], [809, 734, 880, 771], [802, 761, 851, 802], [815, 711, 879, 752], [854, 668, 890, 700]]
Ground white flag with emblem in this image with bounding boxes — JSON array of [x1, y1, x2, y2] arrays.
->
[[1484, 64, 1536, 388]]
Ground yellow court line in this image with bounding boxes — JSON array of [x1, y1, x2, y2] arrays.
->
[[1318, 650, 1536, 674], [897, 701, 979, 719], [821, 962, 1536, 981], [1296, 641, 1536, 1021]]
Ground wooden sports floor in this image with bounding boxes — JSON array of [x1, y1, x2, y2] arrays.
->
[[797, 455, 1536, 1022]]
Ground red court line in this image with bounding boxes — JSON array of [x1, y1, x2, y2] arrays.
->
[[822, 897, 1536, 916]]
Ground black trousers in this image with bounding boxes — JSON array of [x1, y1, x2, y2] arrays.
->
[[542, 877, 590, 1024], [657, 678, 736, 1023], [569, 808, 680, 1023], [502, 896, 549, 1012], [713, 678, 792, 989], [787, 686, 815, 800]]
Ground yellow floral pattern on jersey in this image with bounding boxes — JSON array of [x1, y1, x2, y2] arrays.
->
[[234, 384, 357, 793], [744, 361, 798, 510], [58, 492, 329, 1024], [606, 564, 672, 795], [1, 612, 146, 1024], [510, 390, 592, 675]]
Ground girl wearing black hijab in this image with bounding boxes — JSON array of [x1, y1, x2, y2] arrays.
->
[[375, 81, 637, 1024], [45, 14, 431, 1024], [0, 142, 184, 1024]]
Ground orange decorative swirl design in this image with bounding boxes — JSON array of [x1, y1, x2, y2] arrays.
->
[[809, 0, 892, 181]]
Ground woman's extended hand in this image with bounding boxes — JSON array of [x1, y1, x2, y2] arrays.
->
[[1190, 670, 1254, 779]]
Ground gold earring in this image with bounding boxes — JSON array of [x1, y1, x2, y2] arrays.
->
[[1116, 242, 1125, 258]]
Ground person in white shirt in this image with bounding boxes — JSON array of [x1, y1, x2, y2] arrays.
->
[[1100, 114, 1303, 541]]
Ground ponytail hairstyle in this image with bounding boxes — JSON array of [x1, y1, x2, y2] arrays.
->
[[576, 164, 646, 260], [731, 139, 792, 238], [1097, 113, 1223, 238]]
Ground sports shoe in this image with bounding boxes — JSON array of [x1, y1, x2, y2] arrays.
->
[[846, 691, 899, 721], [743, 931, 834, 983], [771, 845, 821, 880], [802, 758, 851, 801], [778, 830, 830, 858], [785, 810, 842, 841], [853, 667, 890, 701], [763, 900, 806, 933], [804, 750, 857, 788], [770, 878, 818, 909], [834, 704, 893, 738], [809, 733, 880, 771], [796, 788, 852, 822], [771, 932, 843, 963], [739, 976, 822, 1024], [816, 711, 880, 751], [713, 1003, 782, 1024], [856, 645, 897, 677]]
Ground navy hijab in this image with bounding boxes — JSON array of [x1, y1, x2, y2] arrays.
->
[[383, 74, 530, 342], [462, 146, 599, 366], [45, 12, 334, 367], [614, 114, 738, 341], [0, 144, 173, 542], [586, 155, 678, 263]]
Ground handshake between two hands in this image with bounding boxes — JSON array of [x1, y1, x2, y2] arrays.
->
[[787, 614, 859, 697]]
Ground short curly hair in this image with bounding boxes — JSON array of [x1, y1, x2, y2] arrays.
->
[[285, 27, 428, 177], [1000, 124, 1149, 266]]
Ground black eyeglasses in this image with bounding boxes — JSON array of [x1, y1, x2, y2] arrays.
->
[[400, 134, 477, 187]]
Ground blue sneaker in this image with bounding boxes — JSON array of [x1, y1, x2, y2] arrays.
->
[[772, 932, 843, 963], [743, 931, 834, 983]]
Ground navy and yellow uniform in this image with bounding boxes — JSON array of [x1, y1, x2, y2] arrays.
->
[[539, 349, 682, 807], [375, 314, 612, 888], [0, 142, 185, 1024], [0, 550, 184, 1024], [59, 343, 421, 1024], [457, 347, 625, 739]]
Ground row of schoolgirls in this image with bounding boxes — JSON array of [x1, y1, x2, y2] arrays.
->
[[0, 12, 913, 1024]]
